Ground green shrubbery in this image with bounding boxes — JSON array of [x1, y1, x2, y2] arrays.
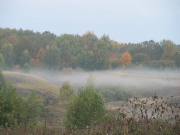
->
[[0, 71, 42, 128], [59, 82, 75, 101], [64, 87, 106, 129], [97, 85, 146, 102]]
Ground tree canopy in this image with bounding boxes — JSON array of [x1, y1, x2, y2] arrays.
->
[[0, 28, 179, 70]]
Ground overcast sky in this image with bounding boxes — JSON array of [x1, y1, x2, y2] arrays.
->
[[1, 0, 180, 44]]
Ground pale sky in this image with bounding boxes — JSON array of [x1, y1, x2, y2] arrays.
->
[[1, 0, 180, 44]]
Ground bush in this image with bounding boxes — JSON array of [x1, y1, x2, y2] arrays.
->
[[64, 87, 106, 129], [59, 82, 75, 101]]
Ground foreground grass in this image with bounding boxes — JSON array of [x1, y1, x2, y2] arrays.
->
[[0, 94, 179, 135]]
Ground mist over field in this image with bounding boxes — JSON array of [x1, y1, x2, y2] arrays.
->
[[29, 69, 180, 98], [1, 0, 180, 133]]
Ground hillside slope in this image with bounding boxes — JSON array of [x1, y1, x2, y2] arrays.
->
[[3, 71, 59, 96]]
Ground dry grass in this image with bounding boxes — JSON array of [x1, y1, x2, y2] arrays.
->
[[3, 71, 59, 95], [111, 71, 157, 78]]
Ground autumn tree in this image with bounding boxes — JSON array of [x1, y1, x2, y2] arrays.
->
[[120, 52, 132, 66], [36, 47, 45, 62], [109, 52, 120, 69], [162, 45, 175, 60], [7, 35, 19, 45], [31, 47, 45, 68]]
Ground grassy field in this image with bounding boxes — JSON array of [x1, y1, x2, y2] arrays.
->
[[3, 71, 59, 96], [0, 71, 179, 134]]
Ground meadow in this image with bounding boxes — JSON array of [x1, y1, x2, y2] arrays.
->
[[0, 69, 179, 134]]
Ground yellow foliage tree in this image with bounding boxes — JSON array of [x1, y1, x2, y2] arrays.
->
[[120, 52, 132, 66], [36, 47, 45, 62], [161, 45, 175, 60]]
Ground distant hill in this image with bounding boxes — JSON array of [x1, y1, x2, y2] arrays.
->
[[3, 71, 59, 96]]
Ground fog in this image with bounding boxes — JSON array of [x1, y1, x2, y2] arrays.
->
[[29, 69, 180, 99]]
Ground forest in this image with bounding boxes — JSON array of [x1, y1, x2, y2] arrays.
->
[[0, 28, 180, 134], [0, 28, 180, 71]]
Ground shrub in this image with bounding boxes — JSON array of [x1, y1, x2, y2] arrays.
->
[[64, 87, 106, 129], [59, 82, 75, 101]]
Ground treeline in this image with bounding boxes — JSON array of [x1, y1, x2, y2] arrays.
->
[[0, 28, 180, 71]]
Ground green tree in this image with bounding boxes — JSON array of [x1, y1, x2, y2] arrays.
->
[[132, 53, 150, 65], [77, 50, 94, 70], [0, 83, 23, 127], [0, 54, 5, 70], [101, 34, 110, 43], [78, 31, 98, 50], [20, 49, 31, 67], [173, 52, 180, 67], [59, 82, 75, 101], [44, 44, 61, 69], [21, 91, 42, 127], [64, 87, 106, 129], [0, 71, 6, 90], [1, 43, 14, 68], [93, 40, 110, 70], [22, 62, 31, 72]]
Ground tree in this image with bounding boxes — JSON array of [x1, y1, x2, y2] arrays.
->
[[132, 53, 150, 65], [109, 52, 120, 69], [0, 71, 6, 89], [101, 34, 110, 43], [0, 83, 23, 127], [86, 74, 96, 89], [20, 49, 31, 67], [44, 44, 61, 69], [7, 35, 19, 45], [0, 54, 5, 70], [22, 62, 31, 72], [141, 40, 162, 60], [13, 36, 35, 65], [93, 40, 110, 70], [173, 52, 180, 67], [162, 45, 175, 60], [78, 31, 98, 50], [21, 91, 42, 127], [1, 43, 14, 68], [36, 47, 45, 62], [120, 52, 132, 66], [59, 82, 75, 101], [64, 87, 106, 129], [77, 50, 94, 70]]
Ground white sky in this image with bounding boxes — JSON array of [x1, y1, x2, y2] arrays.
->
[[1, 0, 180, 44]]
